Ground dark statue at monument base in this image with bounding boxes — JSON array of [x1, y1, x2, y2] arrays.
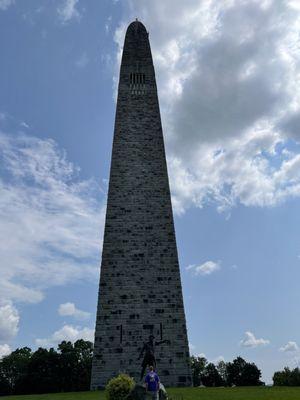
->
[[91, 19, 192, 388], [138, 335, 170, 381]]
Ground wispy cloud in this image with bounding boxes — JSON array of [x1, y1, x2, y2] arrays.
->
[[20, 121, 30, 129], [240, 331, 270, 348], [0, 131, 105, 307], [75, 52, 89, 69], [105, 16, 112, 35], [57, 0, 80, 23], [186, 261, 220, 276], [0, 0, 14, 11], [58, 302, 90, 320]]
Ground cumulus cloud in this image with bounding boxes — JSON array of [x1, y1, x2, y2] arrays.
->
[[0, 344, 11, 358], [57, 0, 80, 23], [0, 131, 105, 306], [211, 355, 225, 364], [0, 0, 14, 11], [114, 0, 300, 214], [58, 302, 90, 320], [240, 331, 270, 348], [188, 348, 223, 365], [0, 304, 19, 342], [280, 341, 299, 352], [186, 260, 220, 276], [189, 343, 206, 358], [36, 324, 94, 347]]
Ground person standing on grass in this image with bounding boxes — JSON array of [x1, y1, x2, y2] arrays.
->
[[145, 365, 160, 400]]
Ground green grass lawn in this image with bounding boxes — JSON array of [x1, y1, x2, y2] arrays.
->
[[2, 387, 300, 400]]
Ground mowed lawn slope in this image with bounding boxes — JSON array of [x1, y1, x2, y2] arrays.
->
[[2, 387, 300, 400]]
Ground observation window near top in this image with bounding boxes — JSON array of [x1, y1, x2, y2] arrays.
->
[[130, 73, 146, 94]]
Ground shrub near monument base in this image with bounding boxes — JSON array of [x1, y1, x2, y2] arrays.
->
[[106, 374, 135, 400]]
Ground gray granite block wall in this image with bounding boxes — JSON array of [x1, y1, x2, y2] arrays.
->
[[91, 20, 192, 389]]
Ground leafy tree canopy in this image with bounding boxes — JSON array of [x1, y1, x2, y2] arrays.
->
[[0, 340, 93, 396], [190, 355, 263, 387]]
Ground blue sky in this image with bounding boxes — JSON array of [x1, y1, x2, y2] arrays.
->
[[1, 0, 300, 384]]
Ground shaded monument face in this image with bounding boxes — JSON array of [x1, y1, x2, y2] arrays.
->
[[91, 20, 191, 388]]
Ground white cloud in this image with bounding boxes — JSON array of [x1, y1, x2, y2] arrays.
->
[[105, 16, 112, 35], [280, 341, 299, 352], [75, 52, 89, 69], [58, 302, 90, 320], [0, 0, 14, 11], [0, 304, 19, 342], [240, 331, 270, 348], [0, 344, 11, 358], [189, 343, 196, 352], [167, 125, 300, 214], [191, 351, 206, 359], [189, 349, 224, 364], [36, 324, 94, 347], [114, 1, 300, 215], [20, 121, 30, 129], [188, 342, 205, 358], [211, 355, 225, 364], [187, 260, 220, 276], [0, 131, 105, 306], [57, 0, 80, 23]]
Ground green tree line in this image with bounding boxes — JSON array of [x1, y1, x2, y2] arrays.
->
[[0, 340, 93, 396], [3, 340, 297, 395], [190, 355, 264, 387], [273, 367, 300, 386]]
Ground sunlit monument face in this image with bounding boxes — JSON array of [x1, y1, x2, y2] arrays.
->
[[91, 20, 191, 388]]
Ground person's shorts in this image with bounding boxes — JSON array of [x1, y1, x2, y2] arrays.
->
[[146, 390, 158, 400]]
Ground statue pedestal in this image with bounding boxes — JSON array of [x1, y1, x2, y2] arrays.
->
[[127, 384, 146, 400]]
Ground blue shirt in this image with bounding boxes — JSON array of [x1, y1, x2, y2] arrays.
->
[[145, 371, 159, 391]]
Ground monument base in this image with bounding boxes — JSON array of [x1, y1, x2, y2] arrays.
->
[[127, 383, 168, 400]]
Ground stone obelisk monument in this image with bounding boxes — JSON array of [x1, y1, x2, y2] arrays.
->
[[91, 20, 191, 388]]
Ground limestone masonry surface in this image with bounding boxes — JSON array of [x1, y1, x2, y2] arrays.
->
[[91, 20, 191, 388]]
